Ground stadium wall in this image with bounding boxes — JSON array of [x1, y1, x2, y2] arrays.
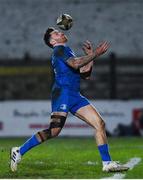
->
[[0, 100, 143, 137], [0, 0, 143, 59], [1, 57, 143, 100]]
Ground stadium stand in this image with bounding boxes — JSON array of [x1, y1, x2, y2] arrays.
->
[[0, 0, 143, 58]]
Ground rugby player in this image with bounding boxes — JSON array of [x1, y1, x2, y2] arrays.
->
[[10, 27, 129, 172]]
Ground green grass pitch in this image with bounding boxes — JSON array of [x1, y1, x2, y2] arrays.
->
[[0, 137, 142, 179]]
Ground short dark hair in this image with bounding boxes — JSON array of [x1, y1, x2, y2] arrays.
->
[[43, 27, 55, 48]]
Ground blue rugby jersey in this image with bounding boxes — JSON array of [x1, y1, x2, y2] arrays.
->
[[51, 45, 80, 91]]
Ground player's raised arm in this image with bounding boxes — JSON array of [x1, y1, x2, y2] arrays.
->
[[80, 40, 94, 80], [67, 41, 110, 70]]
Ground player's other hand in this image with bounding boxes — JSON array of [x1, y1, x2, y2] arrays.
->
[[82, 40, 94, 55], [95, 41, 110, 57]]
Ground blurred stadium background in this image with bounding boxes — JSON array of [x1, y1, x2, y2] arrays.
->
[[0, 0, 143, 137], [0, 0, 143, 178]]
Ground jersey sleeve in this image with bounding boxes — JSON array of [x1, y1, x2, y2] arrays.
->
[[54, 46, 75, 63]]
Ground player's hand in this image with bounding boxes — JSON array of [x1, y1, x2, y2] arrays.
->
[[82, 40, 94, 55], [95, 41, 110, 57], [81, 40, 94, 75]]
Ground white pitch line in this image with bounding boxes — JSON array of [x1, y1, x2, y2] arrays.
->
[[102, 157, 141, 179], [124, 157, 141, 170], [110, 173, 125, 179]]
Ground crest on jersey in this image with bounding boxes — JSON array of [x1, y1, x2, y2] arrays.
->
[[60, 104, 67, 110]]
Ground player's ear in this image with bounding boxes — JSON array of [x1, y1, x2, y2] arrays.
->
[[50, 38, 56, 46]]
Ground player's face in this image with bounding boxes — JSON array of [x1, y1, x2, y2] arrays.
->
[[50, 30, 68, 45]]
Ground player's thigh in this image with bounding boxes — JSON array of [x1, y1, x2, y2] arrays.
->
[[75, 104, 105, 129]]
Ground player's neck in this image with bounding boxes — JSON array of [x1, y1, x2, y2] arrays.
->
[[54, 43, 66, 47]]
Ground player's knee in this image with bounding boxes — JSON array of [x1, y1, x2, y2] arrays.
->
[[51, 128, 62, 137], [94, 118, 105, 131], [99, 119, 105, 130], [50, 115, 66, 129], [35, 127, 60, 142], [49, 115, 66, 137], [100, 119, 105, 129], [36, 128, 52, 143], [35, 115, 66, 142]]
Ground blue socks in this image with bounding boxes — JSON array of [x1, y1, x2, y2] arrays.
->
[[19, 135, 40, 156], [98, 144, 111, 162], [19, 136, 111, 162]]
